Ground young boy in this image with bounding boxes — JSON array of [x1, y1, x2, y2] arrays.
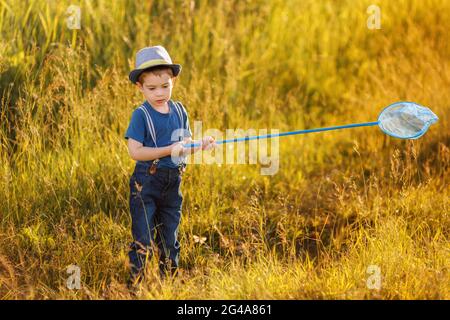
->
[[125, 46, 215, 284]]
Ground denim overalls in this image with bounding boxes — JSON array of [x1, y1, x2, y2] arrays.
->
[[128, 160, 185, 279]]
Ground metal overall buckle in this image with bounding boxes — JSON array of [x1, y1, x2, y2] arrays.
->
[[149, 159, 159, 175]]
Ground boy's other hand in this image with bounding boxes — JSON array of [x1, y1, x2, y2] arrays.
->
[[171, 137, 216, 157], [171, 138, 201, 157], [201, 136, 217, 151]]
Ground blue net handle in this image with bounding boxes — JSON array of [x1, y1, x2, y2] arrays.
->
[[182, 122, 380, 148], [182, 101, 438, 148]]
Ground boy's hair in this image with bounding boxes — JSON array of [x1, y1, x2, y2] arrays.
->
[[137, 65, 175, 84]]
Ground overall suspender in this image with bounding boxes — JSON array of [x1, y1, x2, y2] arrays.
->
[[138, 101, 187, 174]]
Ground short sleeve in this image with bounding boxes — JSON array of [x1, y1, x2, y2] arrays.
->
[[125, 109, 146, 143], [179, 102, 192, 138]]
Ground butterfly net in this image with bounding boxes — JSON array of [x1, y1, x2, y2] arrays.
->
[[378, 102, 438, 139]]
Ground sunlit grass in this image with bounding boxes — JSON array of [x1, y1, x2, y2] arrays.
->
[[0, 0, 449, 299]]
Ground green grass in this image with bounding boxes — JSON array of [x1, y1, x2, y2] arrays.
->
[[0, 0, 449, 299]]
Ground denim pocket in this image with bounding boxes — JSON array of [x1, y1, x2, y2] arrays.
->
[[133, 163, 153, 185], [130, 169, 151, 196], [129, 174, 141, 198]]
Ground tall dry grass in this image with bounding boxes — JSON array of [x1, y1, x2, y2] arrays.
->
[[0, 0, 449, 299]]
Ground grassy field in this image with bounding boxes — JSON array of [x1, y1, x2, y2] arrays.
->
[[0, 0, 449, 299]]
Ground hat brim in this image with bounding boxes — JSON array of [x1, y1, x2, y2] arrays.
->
[[129, 64, 181, 84]]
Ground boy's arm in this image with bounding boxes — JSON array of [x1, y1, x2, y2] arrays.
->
[[127, 138, 175, 161], [127, 138, 206, 161]]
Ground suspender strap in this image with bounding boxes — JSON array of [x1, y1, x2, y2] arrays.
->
[[173, 101, 185, 139], [172, 101, 188, 168], [138, 104, 158, 147]]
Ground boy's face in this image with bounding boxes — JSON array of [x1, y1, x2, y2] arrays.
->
[[137, 72, 174, 107]]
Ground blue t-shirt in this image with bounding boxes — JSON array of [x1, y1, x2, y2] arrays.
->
[[125, 99, 192, 168]]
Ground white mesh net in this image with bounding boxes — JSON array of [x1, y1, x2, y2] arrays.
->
[[378, 102, 438, 139]]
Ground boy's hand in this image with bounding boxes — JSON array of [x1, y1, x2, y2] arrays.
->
[[171, 138, 200, 157], [201, 136, 217, 151], [170, 136, 217, 158]]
